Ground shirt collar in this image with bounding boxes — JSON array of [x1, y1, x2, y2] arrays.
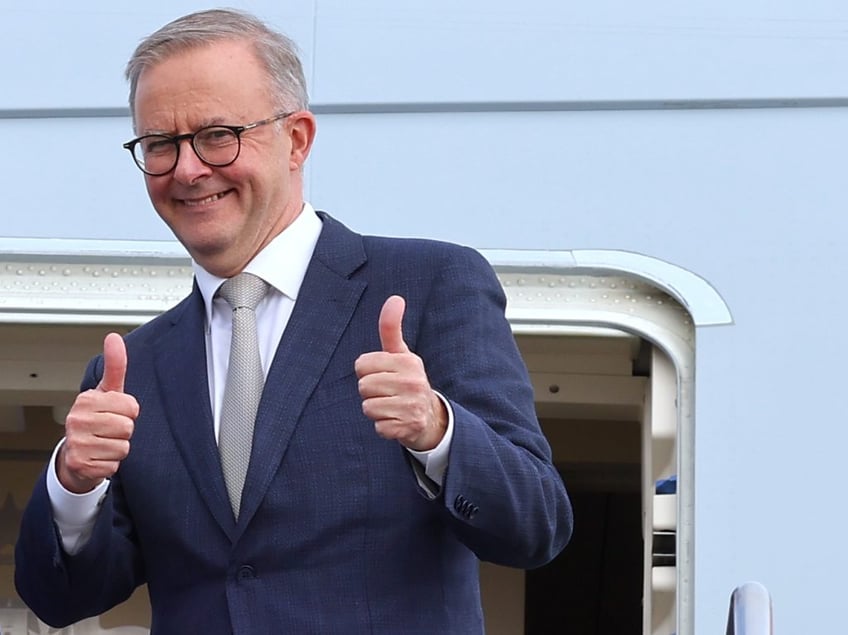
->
[[193, 202, 323, 324]]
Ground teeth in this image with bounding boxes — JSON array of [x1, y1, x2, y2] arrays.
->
[[183, 192, 225, 206]]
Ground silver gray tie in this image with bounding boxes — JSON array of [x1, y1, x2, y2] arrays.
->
[[217, 272, 269, 518]]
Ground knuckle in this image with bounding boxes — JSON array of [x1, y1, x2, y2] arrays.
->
[[374, 420, 397, 440], [75, 389, 102, 412], [62, 436, 83, 457], [128, 398, 141, 419], [64, 410, 86, 432], [120, 418, 135, 440], [119, 440, 132, 460]]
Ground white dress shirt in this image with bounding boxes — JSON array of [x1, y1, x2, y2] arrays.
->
[[47, 204, 453, 554]]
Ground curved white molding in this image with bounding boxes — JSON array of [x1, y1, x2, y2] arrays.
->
[[0, 238, 192, 325], [0, 242, 731, 332], [483, 248, 733, 327]]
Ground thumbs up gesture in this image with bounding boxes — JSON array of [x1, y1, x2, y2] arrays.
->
[[355, 296, 447, 451], [57, 333, 139, 493]]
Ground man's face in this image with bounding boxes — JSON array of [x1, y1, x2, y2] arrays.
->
[[133, 39, 314, 277]]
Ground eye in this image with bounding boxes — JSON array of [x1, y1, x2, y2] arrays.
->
[[197, 127, 237, 148], [141, 136, 174, 155]]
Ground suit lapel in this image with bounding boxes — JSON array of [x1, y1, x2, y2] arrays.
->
[[235, 214, 367, 534], [154, 286, 236, 537]]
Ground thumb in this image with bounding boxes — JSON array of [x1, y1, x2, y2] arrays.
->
[[379, 295, 410, 354], [98, 332, 128, 393]]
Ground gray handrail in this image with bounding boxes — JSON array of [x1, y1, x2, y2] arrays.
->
[[726, 581, 773, 635]]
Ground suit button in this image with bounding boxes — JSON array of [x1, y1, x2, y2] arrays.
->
[[454, 495, 477, 519], [454, 495, 466, 512], [237, 565, 255, 580]]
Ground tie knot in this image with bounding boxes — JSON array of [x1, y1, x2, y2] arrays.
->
[[218, 273, 269, 311]]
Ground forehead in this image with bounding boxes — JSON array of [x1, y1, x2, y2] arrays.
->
[[134, 39, 273, 130]]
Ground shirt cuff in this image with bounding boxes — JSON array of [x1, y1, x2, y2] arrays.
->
[[407, 391, 454, 488], [45, 439, 110, 556]]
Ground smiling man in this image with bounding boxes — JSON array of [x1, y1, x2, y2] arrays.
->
[[15, 9, 572, 634], [130, 38, 311, 279]]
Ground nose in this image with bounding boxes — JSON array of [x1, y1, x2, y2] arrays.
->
[[171, 139, 213, 184]]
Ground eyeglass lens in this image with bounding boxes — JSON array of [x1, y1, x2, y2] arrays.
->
[[134, 126, 241, 174]]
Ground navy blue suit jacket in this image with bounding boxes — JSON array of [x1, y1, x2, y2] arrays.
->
[[16, 213, 572, 634]]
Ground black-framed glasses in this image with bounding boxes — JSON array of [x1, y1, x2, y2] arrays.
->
[[122, 112, 294, 176]]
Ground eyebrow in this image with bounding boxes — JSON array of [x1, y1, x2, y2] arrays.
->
[[139, 116, 234, 136]]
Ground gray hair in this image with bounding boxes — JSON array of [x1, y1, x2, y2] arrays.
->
[[125, 8, 308, 120]]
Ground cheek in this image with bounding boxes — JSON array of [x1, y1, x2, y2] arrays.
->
[[144, 176, 167, 203], [238, 167, 279, 205]]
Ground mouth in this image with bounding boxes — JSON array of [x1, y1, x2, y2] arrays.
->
[[179, 190, 233, 207]]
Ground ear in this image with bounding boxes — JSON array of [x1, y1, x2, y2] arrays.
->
[[288, 111, 317, 171]]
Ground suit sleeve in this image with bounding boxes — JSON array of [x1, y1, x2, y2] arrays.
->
[[14, 356, 145, 628], [414, 245, 573, 569]]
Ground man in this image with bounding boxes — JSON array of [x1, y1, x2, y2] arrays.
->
[[15, 8, 572, 634]]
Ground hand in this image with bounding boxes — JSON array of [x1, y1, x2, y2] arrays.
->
[[355, 295, 447, 451], [57, 333, 139, 493]]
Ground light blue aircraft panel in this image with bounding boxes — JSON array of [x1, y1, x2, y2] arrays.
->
[[0, 116, 168, 240], [311, 0, 848, 104], [0, 2, 316, 110], [310, 107, 846, 263]]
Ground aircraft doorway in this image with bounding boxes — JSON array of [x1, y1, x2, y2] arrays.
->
[[481, 331, 679, 635]]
